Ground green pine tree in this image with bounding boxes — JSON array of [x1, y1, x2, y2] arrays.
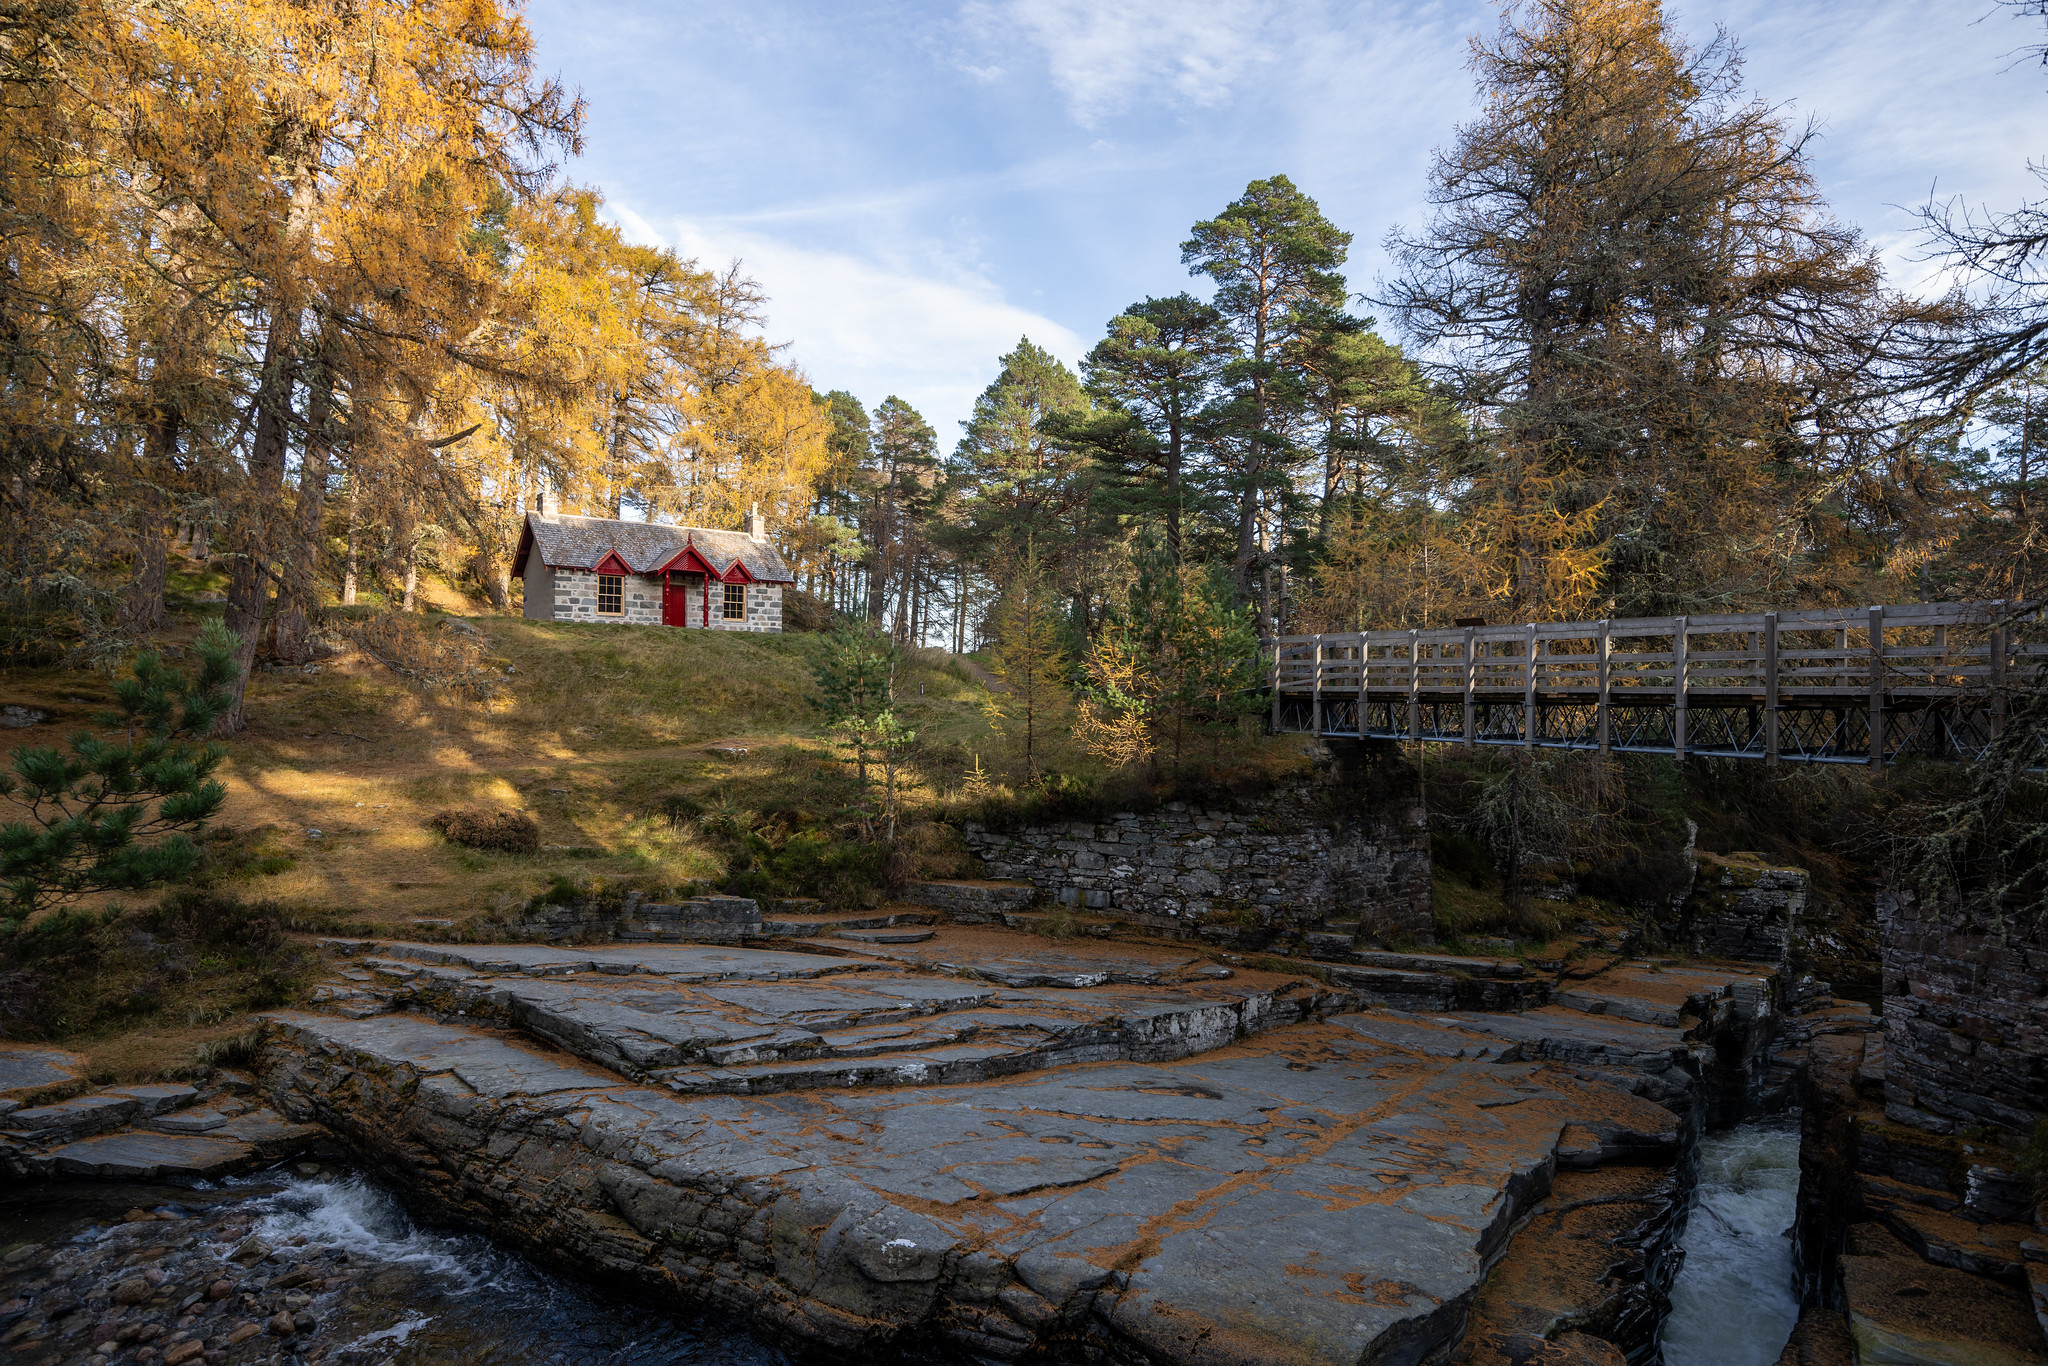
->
[[1, 619, 239, 929]]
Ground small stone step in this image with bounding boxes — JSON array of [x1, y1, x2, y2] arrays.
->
[[1347, 950, 1527, 980], [1869, 1195, 2033, 1282], [146, 1107, 233, 1134], [102, 1083, 199, 1117], [662, 1041, 1047, 1095], [832, 929, 936, 944], [45, 1130, 260, 1180], [1324, 965, 1456, 1012], [1553, 988, 1683, 1027], [0, 1043, 87, 1099], [901, 879, 1037, 922], [2, 1093, 141, 1143]]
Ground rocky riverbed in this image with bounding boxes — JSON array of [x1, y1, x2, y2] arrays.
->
[[0, 1167, 788, 1366], [11, 911, 2043, 1365], [248, 930, 1793, 1364]]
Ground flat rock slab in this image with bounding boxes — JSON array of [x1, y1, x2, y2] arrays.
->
[[1840, 1224, 2044, 1366], [831, 929, 935, 944], [2, 1093, 140, 1142], [0, 1044, 86, 1098], [301, 959, 1341, 1094], [826, 931, 1231, 988], [102, 1083, 199, 1116], [263, 1007, 1691, 1366], [326, 939, 873, 980], [44, 1130, 260, 1180], [1350, 949, 1527, 980]]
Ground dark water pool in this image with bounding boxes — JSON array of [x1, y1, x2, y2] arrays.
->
[[1, 1168, 791, 1365]]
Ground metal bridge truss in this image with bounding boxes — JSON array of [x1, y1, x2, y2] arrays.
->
[[1277, 695, 2001, 764]]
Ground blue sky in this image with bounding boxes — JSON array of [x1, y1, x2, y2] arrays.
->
[[523, 0, 2046, 443]]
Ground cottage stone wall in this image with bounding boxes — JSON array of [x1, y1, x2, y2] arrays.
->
[[1879, 888, 2048, 1137], [709, 582, 782, 633], [549, 568, 661, 624], [536, 570, 781, 631], [962, 755, 1431, 944]]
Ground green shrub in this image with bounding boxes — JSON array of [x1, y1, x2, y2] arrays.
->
[[428, 808, 541, 853], [1432, 829, 1495, 889]]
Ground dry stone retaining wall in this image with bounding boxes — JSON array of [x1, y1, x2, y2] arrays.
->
[[961, 776, 1431, 944], [1879, 888, 2048, 1137], [1680, 852, 1808, 963]]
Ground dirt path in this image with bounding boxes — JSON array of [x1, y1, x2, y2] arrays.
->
[[955, 656, 1007, 693]]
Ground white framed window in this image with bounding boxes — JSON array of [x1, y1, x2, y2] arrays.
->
[[723, 582, 746, 620], [597, 574, 623, 615]]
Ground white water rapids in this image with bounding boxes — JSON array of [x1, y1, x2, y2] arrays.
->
[[1658, 1119, 1803, 1366]]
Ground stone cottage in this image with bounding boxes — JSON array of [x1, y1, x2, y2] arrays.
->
[[512, 509, 794, 631]]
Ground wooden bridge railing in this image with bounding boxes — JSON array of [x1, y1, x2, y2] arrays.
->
[[1264, 600, 2047, 765]]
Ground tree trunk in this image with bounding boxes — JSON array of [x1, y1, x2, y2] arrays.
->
[[401, 534, 421, 612], [120, 408, 181, 635], [341, 487, 359, 607], [121, 521, 169, 635], [219, 304, 301, 732], [1166, 413, 1184, 557], [270, 351, 335, 665]]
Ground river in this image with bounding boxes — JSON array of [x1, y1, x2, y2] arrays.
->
[[1658, 1117, 1804, 1366], [1, 1166, 789, 1365]]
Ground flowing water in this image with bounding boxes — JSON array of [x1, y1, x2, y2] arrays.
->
[[1658, 1118, 1803, 1366], [1, 1167, 790, 1365]]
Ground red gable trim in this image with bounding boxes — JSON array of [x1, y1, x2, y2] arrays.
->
[[591, 550, 633, 576], [719, 558, 757, 585], [654, 544, 719, 577]]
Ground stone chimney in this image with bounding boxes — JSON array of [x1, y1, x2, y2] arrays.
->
[[744, 502, 767, 540]]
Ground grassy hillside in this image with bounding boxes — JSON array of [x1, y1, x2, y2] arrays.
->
[[2, 584, 1306, 933]]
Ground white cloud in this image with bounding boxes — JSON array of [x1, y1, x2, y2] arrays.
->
[[957, 0, 1279, 124], [613, 206, 1087, 438]]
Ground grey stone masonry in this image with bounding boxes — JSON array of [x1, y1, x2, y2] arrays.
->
[[541, 571, 781, 631], [1680, 851, 1807, 963], [1879, 886, 2048, 1137], [549, 567, 660, 624], [901, 880, 1039, 921], [709, 581, 782, 633], [962, 750, 1431, 945]]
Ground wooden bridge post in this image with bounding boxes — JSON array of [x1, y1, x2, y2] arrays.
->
[[1407, 630, 1420, 742], [1357, 636, 1369, 737], [1992, 624, 2008, 740], [1269, 639, 1281, 734], [1597, 620, 1612, 757], [1764, 612, 1780, 766], [1311, 635, 1324, 735], [1523, 623, 1538, 747], [1673, 617, 1689, 759], [1867, 606, 1886, 766], [1462, 626, 1477, 748]]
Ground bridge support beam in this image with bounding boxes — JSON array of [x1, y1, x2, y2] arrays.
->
[[1673, 616, 1688, 760], [1597, 620, 1612, 758], [1462, 627, 1476, 749], [1764, 612, 1780, 766]]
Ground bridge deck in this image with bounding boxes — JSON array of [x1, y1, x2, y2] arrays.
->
[[1267, 599, 2045, 764]]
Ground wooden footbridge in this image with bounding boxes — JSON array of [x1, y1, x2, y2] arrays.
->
[[1267, 600, 2045, 764]]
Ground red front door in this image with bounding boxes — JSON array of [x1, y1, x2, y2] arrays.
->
[[662, 572, 700, 627]]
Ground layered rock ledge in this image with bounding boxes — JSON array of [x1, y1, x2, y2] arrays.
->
[[251, 929, 1788, 1365]]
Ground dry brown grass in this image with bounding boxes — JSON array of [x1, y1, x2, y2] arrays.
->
[[3, 575, 1304, 931]]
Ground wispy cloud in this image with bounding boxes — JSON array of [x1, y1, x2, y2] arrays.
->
[[613, 206, 1087, 437], [956, 0, 1280, 124]]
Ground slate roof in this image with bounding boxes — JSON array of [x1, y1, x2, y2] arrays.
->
[[513, 512, 794, 583]]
